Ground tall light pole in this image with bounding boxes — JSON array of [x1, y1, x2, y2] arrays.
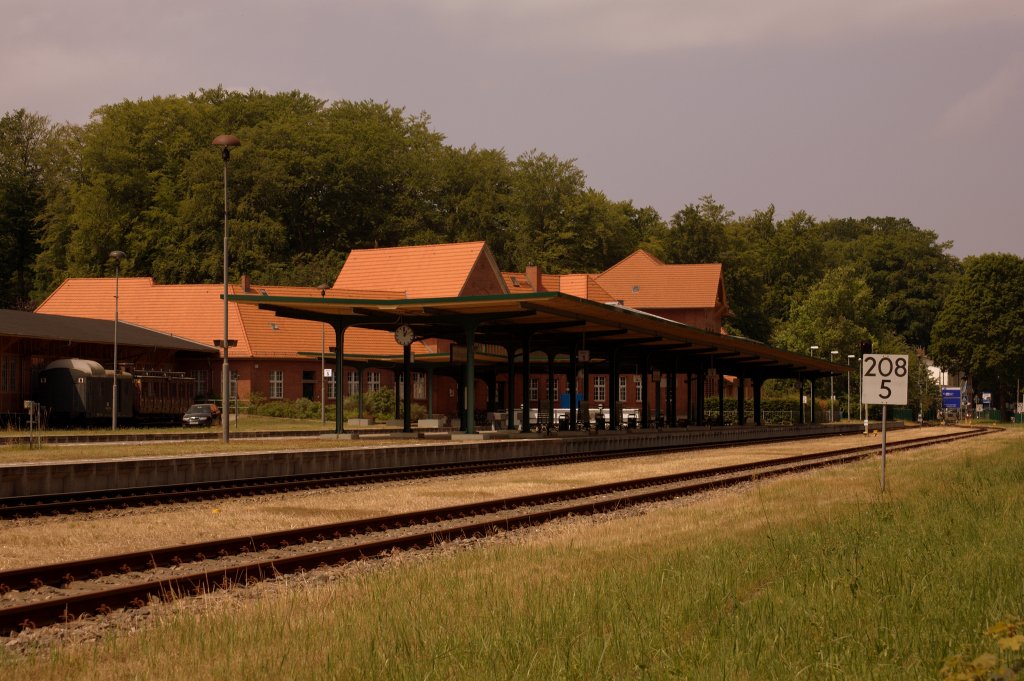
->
[[317, 284, 329, 423], [213, 134, 240, 443], [847, 354, 855, 421], [858, 357, 863, 421], [110, 250, 126, 431], [830, 350, 839, 422]]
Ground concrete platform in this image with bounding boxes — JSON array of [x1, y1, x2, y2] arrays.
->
[[0, 423, 874, 498]]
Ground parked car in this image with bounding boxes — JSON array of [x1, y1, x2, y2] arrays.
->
[[182, 403, 220, 427]]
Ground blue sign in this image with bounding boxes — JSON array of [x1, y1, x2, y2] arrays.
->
[[941, 387, 961, 409]]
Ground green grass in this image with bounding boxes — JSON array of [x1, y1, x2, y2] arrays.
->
[[3, 433, 1022, 679]]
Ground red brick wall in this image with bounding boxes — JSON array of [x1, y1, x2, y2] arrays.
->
[[460, 255, 506, 297]]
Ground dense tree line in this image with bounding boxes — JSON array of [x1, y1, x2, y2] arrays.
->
[[1, 88, 1020, 411]]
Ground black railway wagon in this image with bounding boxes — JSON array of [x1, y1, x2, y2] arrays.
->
[[36, 358, 195, 425]]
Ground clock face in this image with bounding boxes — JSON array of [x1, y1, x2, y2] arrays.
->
[[394, 324, 415, 346]]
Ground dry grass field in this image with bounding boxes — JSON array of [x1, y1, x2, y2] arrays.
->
[[1, 427, 1019, 679]]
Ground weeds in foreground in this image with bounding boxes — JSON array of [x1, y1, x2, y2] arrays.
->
[[942, 617, 1024, 680]]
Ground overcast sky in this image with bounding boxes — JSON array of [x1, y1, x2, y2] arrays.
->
[[3, 0, 1022, 257]]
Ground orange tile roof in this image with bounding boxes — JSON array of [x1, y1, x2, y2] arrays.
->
[[596, 250, 726, 310], [335, 241, 506, 298], [35, 278, 427, 359], [502, 272, 532, 291], [503, 271, 616, 303], [555, 274, 617, 303]]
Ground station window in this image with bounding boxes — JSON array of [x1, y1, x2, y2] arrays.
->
[[413, 372, 426, 400], [347, 370, 359, 397], [269, 370, 284, 399], [593, 376, 606, 402], [635, 375, 643, 402], [618, 376, 628, 402], [529, 377, 539, 402], [327, 373, 337, 400], [367, 371, 381, 393]]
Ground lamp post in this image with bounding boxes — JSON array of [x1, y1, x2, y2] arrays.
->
[[828, 350, 839, 421], [109, 250, 126, 430], [858, 357, 864, 422], [213, 134, 241, 443], [847, 354, 855, 421], [317, 284, 329, 423]]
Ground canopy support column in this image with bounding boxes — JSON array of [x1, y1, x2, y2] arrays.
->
[[329, 321, 347, 435], [737, 373, 746, 425], [640, 355, 650, 428], [402, 345, 412, 433], [568, 346, 578, 429], [546, 353, 555, 431], [717, 368, 725, 426], [426, 366, 434, 417], [753, 376, 763, 425], [505, 344, 516, 430], [609, 347, 620, 430]]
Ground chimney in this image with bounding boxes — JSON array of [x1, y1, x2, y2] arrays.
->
[[525, 265, 541, 291], [240, 274, 252, 293]]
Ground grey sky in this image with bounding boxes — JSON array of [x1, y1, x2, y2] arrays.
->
[[4, 0, 1022, 257]]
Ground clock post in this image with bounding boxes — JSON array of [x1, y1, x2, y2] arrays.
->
[[394, 325, 415, 433]]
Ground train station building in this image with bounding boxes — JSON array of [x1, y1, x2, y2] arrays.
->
[[35, 241, 843, 431], [0, 308, 217, 420]]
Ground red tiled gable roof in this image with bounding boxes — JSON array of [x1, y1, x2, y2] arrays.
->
[[335, 241, 507, 298], [35, 278, 428, 359], [596, 250, 726, 311]]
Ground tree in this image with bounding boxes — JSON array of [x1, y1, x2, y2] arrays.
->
[[718, 205, 775, 341], [664, 195, 731, 264], [822, 216, 960, 349], [34, 90, 451, 290], [930, 253, 1024, 415], [0, 110, 59, 307], [771, 266, 882, 357]]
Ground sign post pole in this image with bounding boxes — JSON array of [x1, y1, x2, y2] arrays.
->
[[881, 404, 887, 491], [861, 354, 908, 492]]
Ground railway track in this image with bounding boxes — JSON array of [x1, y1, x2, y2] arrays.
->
[[0, 427, 880, 519], [0, 426, 990, 636]]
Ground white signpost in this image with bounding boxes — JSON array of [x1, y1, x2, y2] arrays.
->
[[861, 354, 909, 491]]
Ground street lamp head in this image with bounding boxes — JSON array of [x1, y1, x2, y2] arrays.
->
[[848, 354, 856, 359], [317, 283, 329, 298], [212, 134, 241, 148], [212, 134, 241, 162], [830, 350, 839, 357], [109, 250, 126, 262], [810, 345, 819, 350]]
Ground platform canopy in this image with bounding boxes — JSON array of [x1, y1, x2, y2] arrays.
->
[[231, 289, 845, 379]]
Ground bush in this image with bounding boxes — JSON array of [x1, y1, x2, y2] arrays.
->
[[341, 389, 427, 422], [705, 397, 821, 425], [247, 396, 332, 421]]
